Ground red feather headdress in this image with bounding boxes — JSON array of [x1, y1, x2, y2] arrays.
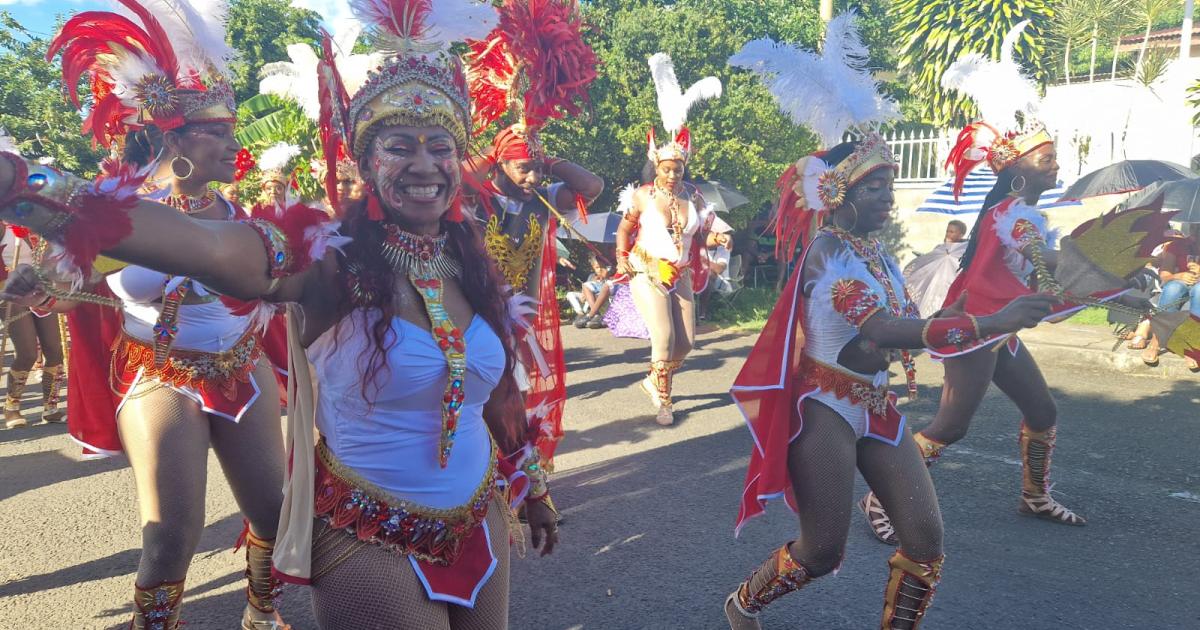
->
[[47, 0, 237, 148], [466, 0, 598, 154]]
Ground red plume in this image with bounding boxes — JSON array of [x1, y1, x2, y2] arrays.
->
[[944, 122, 999, 201], [675, 126, 691, 154], [316, 30, 352, 216]]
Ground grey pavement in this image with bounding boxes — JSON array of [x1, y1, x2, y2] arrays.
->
[[0, 323, 1197, 629]]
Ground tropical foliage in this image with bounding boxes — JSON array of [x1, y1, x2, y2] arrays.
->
[[226, 0, 323, 102], [0, 12, 103, 175], [234, 94, 323, 204], [890, 0, 1055, 126]]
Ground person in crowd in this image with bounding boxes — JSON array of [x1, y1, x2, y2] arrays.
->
[[903, 219, 970, 317], [573, 256, 614, 329]]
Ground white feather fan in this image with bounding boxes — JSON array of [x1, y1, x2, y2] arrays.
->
[[260, 142, 301, 172], [728, 11, 897, 146], [940, 20, 1040, 132]]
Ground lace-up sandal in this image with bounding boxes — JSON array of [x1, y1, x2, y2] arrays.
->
[[1018, 424, 1085, 526]]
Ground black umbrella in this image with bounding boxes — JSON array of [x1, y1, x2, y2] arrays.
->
[[1059, 160, 1196, 200], [1121, 179, 1200, 223], [694, 180, 749, 213]]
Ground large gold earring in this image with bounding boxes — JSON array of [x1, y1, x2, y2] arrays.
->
[[171, 156, 195, 180], [846, 201, 860, 232]]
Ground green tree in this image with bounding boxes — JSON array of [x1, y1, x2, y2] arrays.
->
[[0, 12, 103, 175], [537, 0, 869, 228], [235, 93, 322, 203], [891, 0, 1055, 126], [226, 0, 322, 103]]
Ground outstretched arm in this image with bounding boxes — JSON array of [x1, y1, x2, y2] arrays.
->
[[857, 292, 1059, 351]]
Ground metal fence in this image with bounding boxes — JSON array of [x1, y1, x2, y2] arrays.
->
[[846, 128, 953, 184]]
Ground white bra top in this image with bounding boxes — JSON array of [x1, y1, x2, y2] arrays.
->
[[108, 266, 251, 352], [637, 199, 699, 264], [307, 309, 507, 509]]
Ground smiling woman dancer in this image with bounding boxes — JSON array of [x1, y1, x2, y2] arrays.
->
[[10, 2, 293, 627], [723, 16, 1058, 629], [0, 1, 559, 629]]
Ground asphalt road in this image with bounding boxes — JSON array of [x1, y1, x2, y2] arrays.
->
[[0, 324, 1197, 629]]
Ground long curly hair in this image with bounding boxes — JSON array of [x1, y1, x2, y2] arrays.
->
[[333, 197, 524, 449]]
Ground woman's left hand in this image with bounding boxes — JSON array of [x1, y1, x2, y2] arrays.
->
[[525, 499, 559, 557]]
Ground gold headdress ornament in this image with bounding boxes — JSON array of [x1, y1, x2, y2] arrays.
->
[[729, 11, 899, 254], [941, 20, 1052, 198], [343, 0, 499, 159], [646, 52, 722, 165], [48, 0, 238, 149]]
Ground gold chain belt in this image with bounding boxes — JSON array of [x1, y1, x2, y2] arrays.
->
[[314, 438, 497, 566]]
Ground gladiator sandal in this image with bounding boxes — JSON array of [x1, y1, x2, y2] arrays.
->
[[860, 432, 948, 545], [40, 364, 65, 423], [241, 530, 290, 630], [880, 551, 943, 629], [724, 542, 814, 630], [1018, 423, 1086, 526], [4, 369, 30, 429], [654, 360, 682, 426], [129, 578, 184, 630]]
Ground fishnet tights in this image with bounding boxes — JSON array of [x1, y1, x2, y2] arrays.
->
[[310, 498, 511, 630], [786, 400, 943, 577], [118, 361, 285, 586]]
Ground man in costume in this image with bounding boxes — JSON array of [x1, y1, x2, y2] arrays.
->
[[463, 0, 603, 466]]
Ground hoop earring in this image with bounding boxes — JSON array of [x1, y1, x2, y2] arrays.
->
[[171, 156, 195, 180], [846, 201, 860, 232], [1010, 175, 1027, 194]]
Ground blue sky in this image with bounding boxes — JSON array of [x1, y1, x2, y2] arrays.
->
[[1, 1, 84, 38], [1, 1, 351, 39]]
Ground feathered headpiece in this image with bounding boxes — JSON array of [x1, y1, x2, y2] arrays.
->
[[941, 20, 1052, 199], [729, 11, 898, 255], [259, 142, 300, 186], [646, 52, 721, 164], [466, 0, 598, 162], [260, 23, 384, 122], [48, 0, 238, 148]]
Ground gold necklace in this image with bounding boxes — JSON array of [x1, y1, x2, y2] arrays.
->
[[379, 224, 462, 280], [650, 181, 685, 252]]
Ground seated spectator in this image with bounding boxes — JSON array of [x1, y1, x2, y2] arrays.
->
[[903, 219, 969, 317], [570, 256, 614, 329], [1144, 226, 1200, 369], [698, 243, 735, 320]]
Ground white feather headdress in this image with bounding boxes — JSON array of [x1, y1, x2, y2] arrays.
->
[[648, 52, 722, 135], [260, 142, 301, 183], [941, 20, 1040, 133], [728, 11, 897, 146]]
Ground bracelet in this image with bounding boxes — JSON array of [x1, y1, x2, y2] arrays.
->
[[922, 315, 982, 350], [521, 448, 551, 503], [244, 218, 293, 279]]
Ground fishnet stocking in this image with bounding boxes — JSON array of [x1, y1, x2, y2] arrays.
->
[[117, 380, 211, 587], [857, 432, 944, 562], [310, 498, 511, 630]]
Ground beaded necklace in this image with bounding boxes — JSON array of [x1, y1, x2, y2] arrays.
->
[[380, 224, 466, 468], [822, 225, 919, 400], [164, 190, 217, 215]]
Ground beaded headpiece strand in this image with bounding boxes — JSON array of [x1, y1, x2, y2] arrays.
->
[[729, 11, 899, 255], [48, 0, 238, 149], [941, 20, 1052, 199]]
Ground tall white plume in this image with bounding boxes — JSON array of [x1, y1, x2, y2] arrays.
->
[[260, 142, 301, 172], [260, 44, 322, 119], [728, 11, 897, 146], [351, 0, 496, 49], [940, 20, 1040, 132], [117, 0, 239, 79], [648, 52, 722, 134]]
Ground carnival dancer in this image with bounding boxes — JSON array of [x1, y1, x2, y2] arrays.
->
[[0, 1, 560, 627], [723, 17, 1063, 628], [258, 142, 300, 209], [0, 223, 66, 428], [614, 52, 726, 427], [855, 21, 1167, 543], [463, 0, 603, 464], [6, 2, 294, 627]]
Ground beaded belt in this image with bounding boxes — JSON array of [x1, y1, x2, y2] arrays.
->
[[111, 327, 262, 401], [798, 356, 890, 416], [314, 439, 497, 566], [631, 245, 685, 289]]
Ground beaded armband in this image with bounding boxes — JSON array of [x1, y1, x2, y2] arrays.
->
[[0, 154, 86, 240], [830, 278, 884, 328], [244, 219, 293, 279], [522, 449, 552, 503], [921, 315, 981, 350]]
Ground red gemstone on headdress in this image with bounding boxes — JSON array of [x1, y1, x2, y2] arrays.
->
[[414, 95, 423, 105]]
